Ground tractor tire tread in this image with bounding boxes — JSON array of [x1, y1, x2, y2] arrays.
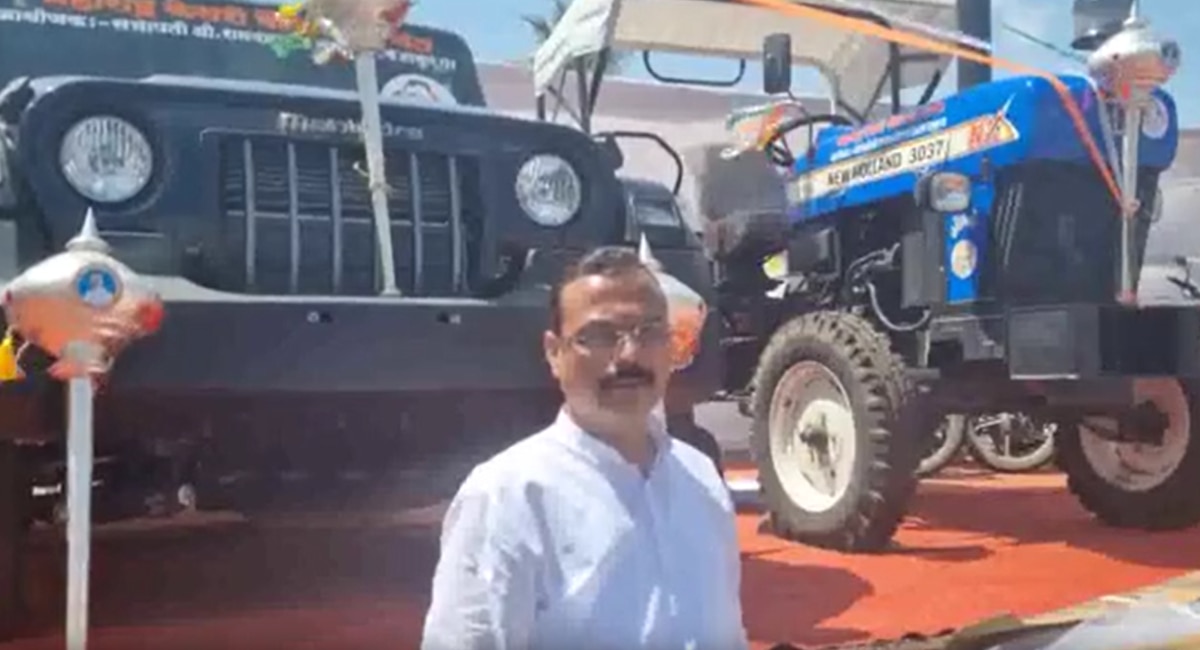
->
[[1058, 400, 1200, 530], [750, 310, 923, 553]]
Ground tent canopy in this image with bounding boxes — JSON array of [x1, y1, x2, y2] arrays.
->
[[531, 0, 977, 120]]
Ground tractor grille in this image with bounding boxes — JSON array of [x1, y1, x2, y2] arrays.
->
[[987, 161, 1160, 305], [219, 137, 483, 296]]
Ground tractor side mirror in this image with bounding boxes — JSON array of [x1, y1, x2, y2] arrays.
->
[[762, 33, 792, 95]]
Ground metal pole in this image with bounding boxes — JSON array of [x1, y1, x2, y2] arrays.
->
[[956, 0, 992, 90], [1118, 98, 1144, 303], [2, 209, 160, 650], [354, 53, 401, 296], [65, 373, 94, 650]]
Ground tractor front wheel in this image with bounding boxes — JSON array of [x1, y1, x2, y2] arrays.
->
[[1057, 378, 1200, 530], [750, 311, 925, 553]]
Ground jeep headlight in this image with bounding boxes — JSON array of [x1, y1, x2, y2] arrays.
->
[[926, 172, 971, 213], [515, 154, 581, 226], [59, 116, 153, 203]]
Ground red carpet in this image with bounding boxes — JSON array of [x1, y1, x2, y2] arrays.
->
[[1, 469, 1196, 649]]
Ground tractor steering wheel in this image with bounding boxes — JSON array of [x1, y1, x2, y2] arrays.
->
[[760, 113, 856, 167]]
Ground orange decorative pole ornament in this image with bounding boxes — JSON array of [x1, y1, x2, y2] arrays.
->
[[638, 235, 707, 372], [638, 235, 706, 425], [0, 208, 162, 649], [1084, 1, 1179, 304]]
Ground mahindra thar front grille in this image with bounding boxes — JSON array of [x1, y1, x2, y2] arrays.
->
[[219, 136, 483, 297]]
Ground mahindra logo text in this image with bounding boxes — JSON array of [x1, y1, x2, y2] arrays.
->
[[277, 113, 424, 140]]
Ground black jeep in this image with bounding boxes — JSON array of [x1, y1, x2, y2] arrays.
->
[[0, 0, 721, 633]]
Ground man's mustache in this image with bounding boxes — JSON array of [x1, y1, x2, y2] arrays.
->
[[599, 365, 656, 389]]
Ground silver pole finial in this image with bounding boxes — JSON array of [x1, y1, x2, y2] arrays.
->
[[638, 233, 662, 272], [65, 208, 110, 254]]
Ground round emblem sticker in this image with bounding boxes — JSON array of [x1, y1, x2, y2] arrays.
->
[[380, 74, 459, 106], [950, 240, 978, 280], [1142, 96, 1169, 140], [75, 266, 121, 309]]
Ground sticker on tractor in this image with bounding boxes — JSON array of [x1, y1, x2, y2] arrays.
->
[[835, 100, 946, 148], [950, 239, 978, 280], [949, 213, 972, 238], [829, 117, 948, 163], [792, 107, 1020, 202], [1142, 95, 1169, 140]]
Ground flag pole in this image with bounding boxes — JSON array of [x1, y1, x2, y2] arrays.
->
[[271, 0, 412, 296], [353, 53, 401, 295]]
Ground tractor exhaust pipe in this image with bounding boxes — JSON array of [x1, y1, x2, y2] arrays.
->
[[955, 0, 991, 90]]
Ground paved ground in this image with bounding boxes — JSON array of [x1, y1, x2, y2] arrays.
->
[[0, 404, 1196, 649], [2, 449, 1198, 650]]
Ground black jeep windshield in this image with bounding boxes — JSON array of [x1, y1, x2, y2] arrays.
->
[[0, 0, 486, 107]]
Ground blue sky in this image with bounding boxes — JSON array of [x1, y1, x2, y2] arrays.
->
[[408, 0, 1200, 125]]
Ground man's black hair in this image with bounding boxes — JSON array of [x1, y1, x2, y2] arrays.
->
[[549, 246, 657, 333]]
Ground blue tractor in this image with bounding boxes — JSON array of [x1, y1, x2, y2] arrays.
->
[[539, 0, 1191, 553], [697, 0, 1193, 552]]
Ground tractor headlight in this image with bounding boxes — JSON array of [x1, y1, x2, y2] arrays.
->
[[59, 116, 153, 203], [926, 172, 971, 213], [515, 154, 581, 226]]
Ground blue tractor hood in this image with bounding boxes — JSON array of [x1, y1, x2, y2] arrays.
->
[[788, 74, 1179, 222]]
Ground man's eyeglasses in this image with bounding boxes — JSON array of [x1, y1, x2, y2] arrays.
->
[[567, 321, 671, 354]]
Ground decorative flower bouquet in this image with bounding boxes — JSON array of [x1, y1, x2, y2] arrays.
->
[[721, 99, 810, 159], [269, 0, 414, 64]]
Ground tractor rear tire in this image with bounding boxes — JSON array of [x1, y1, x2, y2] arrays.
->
[[1057, 378, 1200, 530], [750, 310, 924, 552]]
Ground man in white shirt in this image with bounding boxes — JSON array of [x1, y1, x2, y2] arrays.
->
[[421, 246, 748, 650]]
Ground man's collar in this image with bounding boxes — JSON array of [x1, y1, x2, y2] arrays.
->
[[551, 407, 671, 473]]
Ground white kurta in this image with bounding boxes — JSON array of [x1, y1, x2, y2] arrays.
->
[[421, 409, 749, 650]]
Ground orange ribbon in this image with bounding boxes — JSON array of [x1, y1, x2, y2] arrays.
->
[[732, 0, 1125, 208]]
